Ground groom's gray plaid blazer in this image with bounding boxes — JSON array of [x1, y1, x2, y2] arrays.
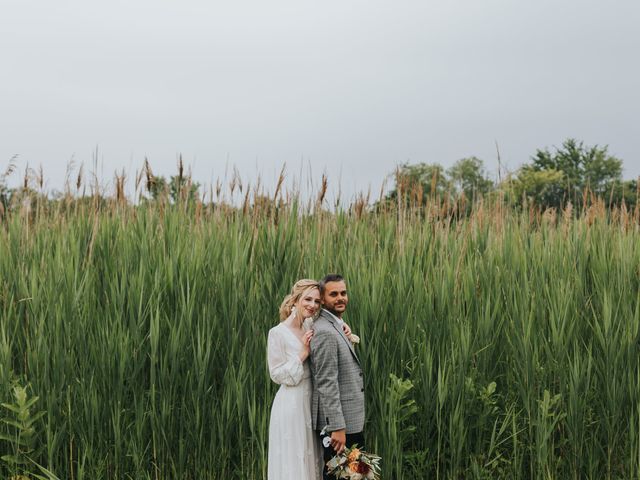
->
[[310, 310, 365, 434]]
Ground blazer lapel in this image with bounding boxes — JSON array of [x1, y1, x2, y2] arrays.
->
[[322, 310, 360, 365]]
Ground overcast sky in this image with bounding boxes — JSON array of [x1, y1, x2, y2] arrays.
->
[[1, 0, 639, 201]]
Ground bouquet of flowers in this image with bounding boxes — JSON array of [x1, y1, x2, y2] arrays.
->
[[326, 445, 381, 479]]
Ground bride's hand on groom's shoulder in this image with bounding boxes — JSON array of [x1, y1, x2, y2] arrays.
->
[[298, 330, 314, 362], [342, 323, 361, 345], [342, 323, 352, 336]]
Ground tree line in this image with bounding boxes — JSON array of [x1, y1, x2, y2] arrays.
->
[[1, 139, 638, 214], [385, 139, 638, 210]]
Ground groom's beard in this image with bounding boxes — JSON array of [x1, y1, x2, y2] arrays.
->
[[325, 306, 345, 318]]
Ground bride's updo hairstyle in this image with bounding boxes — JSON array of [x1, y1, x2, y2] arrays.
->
[[279, 279, 320, 321]]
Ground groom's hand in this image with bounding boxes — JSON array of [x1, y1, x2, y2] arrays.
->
[[330, 429, 346, 454]]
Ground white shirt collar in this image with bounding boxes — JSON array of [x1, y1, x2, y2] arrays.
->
[[322, 308, 344, 326]]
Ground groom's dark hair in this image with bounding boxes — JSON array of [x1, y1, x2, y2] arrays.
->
[[319, 274, 344, 294]]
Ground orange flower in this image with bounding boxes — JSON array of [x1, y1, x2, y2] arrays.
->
[[347, 448, 361, 463], [348, 461, 360, 473]]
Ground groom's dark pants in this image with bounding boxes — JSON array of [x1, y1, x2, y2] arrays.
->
[[319, 430, 365, 480]]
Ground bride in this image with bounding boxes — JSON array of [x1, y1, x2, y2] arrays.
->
[[267, 279, 351, 480]]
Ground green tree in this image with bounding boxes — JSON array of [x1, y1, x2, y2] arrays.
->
[[608, 178, 639, 209], [528, 139, 623, 207], [147, 175, 169, 201], [169, 175, 200, 204], [147, 175, 200, 204], [504, 168, 565, 208], [384, 163, 451, 206], [447, 157, 494, 199]]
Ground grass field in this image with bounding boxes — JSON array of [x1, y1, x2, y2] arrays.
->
[[1, 189, 639, 479]]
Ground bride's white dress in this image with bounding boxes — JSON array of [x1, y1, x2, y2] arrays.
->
[[267, 321, 322, 480]]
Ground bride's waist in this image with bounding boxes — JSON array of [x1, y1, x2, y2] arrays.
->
[[279, 376, 312, 390]]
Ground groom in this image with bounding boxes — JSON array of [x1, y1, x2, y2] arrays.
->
[[310, 274, 365, 479]]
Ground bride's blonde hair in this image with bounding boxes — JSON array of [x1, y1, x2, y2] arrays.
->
[[279, 279, 320, 321]]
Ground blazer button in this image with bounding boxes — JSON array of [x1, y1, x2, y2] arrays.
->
[[361, 388, 364, 392], [359, 372, 363, 377]]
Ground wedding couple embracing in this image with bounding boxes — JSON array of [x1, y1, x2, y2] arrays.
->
[[267, 274, 365, 479]]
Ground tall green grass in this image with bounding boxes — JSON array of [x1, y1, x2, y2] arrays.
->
[[1, 193, 639, 479]]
